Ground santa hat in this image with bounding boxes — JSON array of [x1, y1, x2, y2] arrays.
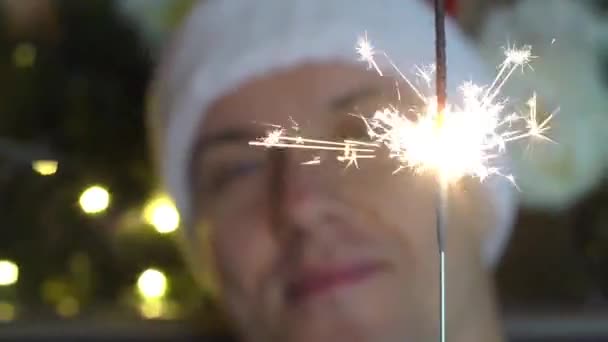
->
[[147, 0, 516, 267]]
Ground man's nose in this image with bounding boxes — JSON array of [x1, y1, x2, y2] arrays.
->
[[268, 149, 333, 239]]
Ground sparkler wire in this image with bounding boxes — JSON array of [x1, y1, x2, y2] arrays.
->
[[434, 0, 447, 113], [433, 0, 448, 341], [437, 177, 448, 342]]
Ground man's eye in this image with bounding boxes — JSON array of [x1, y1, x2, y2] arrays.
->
[[209, 160, 263, 194]]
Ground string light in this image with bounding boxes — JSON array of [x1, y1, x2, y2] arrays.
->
[[143, 195, 180, 234], [79, 185, 110, 214], [0, 260, 19, 286], [137, 268, 168, 300], [32, 160, 58, 176], [56, 296, 79, 318]]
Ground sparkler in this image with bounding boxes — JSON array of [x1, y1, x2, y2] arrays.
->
[[434, 1, 448, 340], [249, 44, 548, 183], [249, 2, 553, 341]]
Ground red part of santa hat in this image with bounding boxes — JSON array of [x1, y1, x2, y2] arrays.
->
[[426, 0, 458, 16]]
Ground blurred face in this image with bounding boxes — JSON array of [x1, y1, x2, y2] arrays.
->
[[189, 63, 499, 342]]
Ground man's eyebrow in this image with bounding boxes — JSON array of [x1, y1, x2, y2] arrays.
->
[[189, 128, 260, 177]]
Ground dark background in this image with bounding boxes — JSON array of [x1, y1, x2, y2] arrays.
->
[[0, 0, 606, 340]]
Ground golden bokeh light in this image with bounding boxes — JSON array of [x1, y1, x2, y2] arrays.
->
[[56, 296, 79, 318], [32, 160, 58, 176], [0, 302, 15, 322], [0, 260, 19, 286], [143, 195, 180, 234], [13, 42, 36, 68], [136, 268, 168, 300], [79, 185, 110, 214]]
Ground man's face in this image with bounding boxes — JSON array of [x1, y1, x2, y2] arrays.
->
[[189, 62, 494, 342]]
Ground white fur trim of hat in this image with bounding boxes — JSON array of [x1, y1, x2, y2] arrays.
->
[[147, 0, 517, 267]]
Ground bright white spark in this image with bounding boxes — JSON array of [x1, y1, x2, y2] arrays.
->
[[302, 156, 321, 165], [504, 44, 534, 67], [504, 93, 557, 144], [262, 128, 285, 147], [250, 38, 554, 185], [356, 32, 383, 76]]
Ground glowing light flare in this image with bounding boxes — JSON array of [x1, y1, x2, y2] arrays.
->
[[32, 160, 58, 176], [0, 260, 19, 286], [250, 38, 553, 186], [79, 185, 110, 214], [143, 195, 180, 234], [137, 268, 168, 300]]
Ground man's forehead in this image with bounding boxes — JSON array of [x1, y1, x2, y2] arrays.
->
[[199, 63, 393, 129]]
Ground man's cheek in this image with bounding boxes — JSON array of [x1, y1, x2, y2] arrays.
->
[[353, 172, 434, 220], [367, 176, 437, 263], [215, 222, 278, 293]]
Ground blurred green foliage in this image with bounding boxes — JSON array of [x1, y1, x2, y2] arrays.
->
[[0, 0, 217, 322]]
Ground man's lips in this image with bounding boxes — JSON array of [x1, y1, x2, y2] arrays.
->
[[285, 261, 388, 303]]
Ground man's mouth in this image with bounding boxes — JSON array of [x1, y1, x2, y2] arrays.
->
[[285, 260, 388, 304]]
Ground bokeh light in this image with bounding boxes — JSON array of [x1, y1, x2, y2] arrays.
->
[[32, 160, 58, 176], [0, 302, 15, 322], [139, 299, 164, 319], [41, 279, 67, 304], [79, 185, 110, 214], [143, 195, 180, 234], [56, 296, 79, 318], [136, 268, 168, 300], [13, 42, 36, 68], [0, 260, 19, 286]]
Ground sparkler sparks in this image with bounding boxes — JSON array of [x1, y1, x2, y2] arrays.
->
[[356, 32, 383, 76], [249, 37, 553, 187]]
